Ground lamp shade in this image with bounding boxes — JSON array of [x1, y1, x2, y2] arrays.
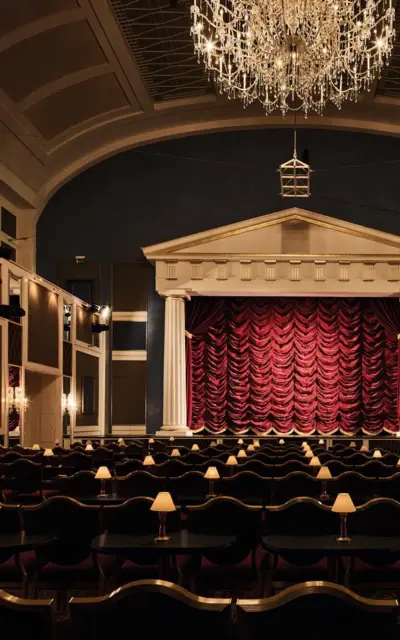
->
[[95, 466, 111, 480], [143, 455, 155, 466], [237, 449, 247, 458], [204, 466, 220, 480], [43, 448, 54, 457], [253, 439, 260, 448], [191, 444, 200, 451], [32, 444, 40, 451], [350, 441, 357, 448], [317, 466, 332, 480], [360, 445, 369, 452], [85, 444, 94, 451], [151, 492, 176, 512], [169, 437, 174, 442], [279, 439, 285, 445], [373, 449, 382, 458], [309, 456, 321, 467], [397, 431, 400, 438], [148, 438, 155, 444], [305, 450, 313, 458], [319, 439, 324, 445], [210, 441, 217, 447], [247, 444, 255, 452], [117, 438, 124, 444], [238, 438, 244, 445], [397, 458, 400, 467], [302, 441, 307, 447], [170, 448, 180, 457], [227, 455, 238, 466], [332, 493, 356, 514]]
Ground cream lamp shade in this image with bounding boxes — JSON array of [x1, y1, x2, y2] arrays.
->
[[95, 466, 111, 480], [317, 466, 332, 480], [170, 448, 180, 457], [247, 444, 255, 452], [238, 438, 244, 445], [210, 441, 217, 447], [373, 450, 382, 458], [309, 456, 321, 467], [227, 455, 238, 466], [43, 449, 54, 457], [253, 439, 260, 448], [32, 444, 40, 451], [237, 449, 247, 458], [397, 458, 400, 467], [397, 431, 400, 438], [350, 441, 357, 448], [148, 438, 155, 444], [279, 439, 285, 445], [169, 437, 174, 442], [360, 445, 369, 452], [332, 493, 356, 514], [204, 466, 220, 480], [85, 444, 94, 451], [117, 438, 124, 444], [191, 444, 200, 451], [302, 441, 307, 448], [151, 492, 176, 513], [305, 450, 313, 458], [319, 439, 324, 445], [143, 455, 155, 466]]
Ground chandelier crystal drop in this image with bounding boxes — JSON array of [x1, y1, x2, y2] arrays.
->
[[190, 0, 396, 115]]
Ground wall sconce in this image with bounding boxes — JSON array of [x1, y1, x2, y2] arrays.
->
[[8, 387, 28, 413], [62, 393, 76, 415]]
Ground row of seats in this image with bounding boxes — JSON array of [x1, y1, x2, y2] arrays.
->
[[1, 579, 398, 640]]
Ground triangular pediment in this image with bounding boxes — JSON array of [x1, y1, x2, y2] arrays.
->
[[143, 208, 400, 260]]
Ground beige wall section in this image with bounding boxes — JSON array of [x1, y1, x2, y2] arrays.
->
[[24, 371, 61, 447]]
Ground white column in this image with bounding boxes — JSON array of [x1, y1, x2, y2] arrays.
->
[[157, 290, 192, 436]]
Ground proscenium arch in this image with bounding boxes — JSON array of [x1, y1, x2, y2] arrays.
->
[[38, 108, 400, 219]]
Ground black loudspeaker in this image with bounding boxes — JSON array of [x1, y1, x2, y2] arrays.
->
[[92, 323, 110, 334], [0, 304, 25, 319]]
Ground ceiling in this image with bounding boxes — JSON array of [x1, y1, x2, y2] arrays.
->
[[0, 0, 399, 214]]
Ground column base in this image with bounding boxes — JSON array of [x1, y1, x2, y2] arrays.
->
[[156, 426, 193, 437]]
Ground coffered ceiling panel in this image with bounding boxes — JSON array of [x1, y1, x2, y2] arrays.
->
[[25, 73, 129, 139], [0, 21, 107, 103], [0, 0, 79, 37]]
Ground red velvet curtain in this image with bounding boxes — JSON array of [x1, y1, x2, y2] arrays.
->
[[186, 297, 398, 435]]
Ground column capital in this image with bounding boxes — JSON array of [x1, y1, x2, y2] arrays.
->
[[162, 289, 191, 301]]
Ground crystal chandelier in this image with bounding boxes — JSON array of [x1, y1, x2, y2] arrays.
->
[[190, 0, 396, 115]]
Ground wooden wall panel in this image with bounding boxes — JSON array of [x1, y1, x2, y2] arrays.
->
[[112, 360, 146, 425], [28, 283, 58, 368], [76, 351, 99, 427]]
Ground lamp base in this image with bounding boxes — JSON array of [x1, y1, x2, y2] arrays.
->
[[154, 535, 171, 542], [320, 493, 330, 501], [206, 493, 216, 499], [97, 493, 109, 498], [336, 536, 352, 543]]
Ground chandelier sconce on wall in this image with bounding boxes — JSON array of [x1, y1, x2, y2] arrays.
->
[[191, 0, 396, 116], [7, 386, 28, 414], [62, 394, 76, 415]]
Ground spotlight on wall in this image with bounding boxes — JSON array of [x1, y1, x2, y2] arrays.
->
[[90, 304, 100, 313], [0, 304, 25, 319], [92, 323, 110, 334]]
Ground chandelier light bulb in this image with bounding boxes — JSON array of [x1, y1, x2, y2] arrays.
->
[[190, 0, 396, 116]]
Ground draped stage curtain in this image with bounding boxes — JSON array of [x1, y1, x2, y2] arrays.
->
[[186, 298, 399, 435]]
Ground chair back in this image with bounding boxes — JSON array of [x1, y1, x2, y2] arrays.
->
[[61, 451, 92, 471], [167, 471, 207, 503], [55, 470, 98, 497], [351, 498, 400, 536], [0, 590, 55, 640], [333, 472, 375, 504], [273, 460, 310, 477], [151, 460, 192, 477], [69, 580, 231, 640], [101, 497, 165, 535], [220, 472, 271, 504], [324, 460, 351, 476], [115, 459, 143, 475], [124, 444, 143, 459], [265, 498, 337, 535], [355, 461, 394, 478], [272, 472, 320, 504], [115, 471, 166, 498], [3, 458, 42, 495]]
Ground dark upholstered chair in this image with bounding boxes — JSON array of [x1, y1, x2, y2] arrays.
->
[[219, 472, 272, 504], [377, 473, 400, 499], [0, 589, 55, 640], [91, 448, 114, 469], [115, 459, 143, 475], [167, 471, 207, 504], [115, 471, 166, 498], [60, 452, 92, 471], [355, 461, 394, 478], [3, 459, 43, 502], [276, 453, 309, 464], [69, 580, 232, 640], [236, 581, 399, 640], [332, 472, 375, 504], [54, 471, 99, 498], [123, 444, 143, 459], [324, 460, 351, 477], [238, 460, 275, 477], [180, 453, 208, 465], [272, 461, 310, 477], [342, 453, 370, 466], [151, 460, 192, 477], [0, 503, 35, 595], [272, 472, 320, 504], [185, 498, 263, 596], [195, 459, 231, 477]]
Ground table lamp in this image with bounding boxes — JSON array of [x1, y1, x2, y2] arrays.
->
[[148, 438, 155, 444], [143, 455, 155, 466], [247, 444, 255, 452], [170, 448, 180, 457], [305, 450, 313, 458], [32, 444, 40, 451], [373, 449, 382, 459], [319, 439, 324, 445], [253, 439, 260, 448], [317, 466, 332, 500], [43, 448, 54, 457], [237, 449, 247, 459], [238, 438, 244, 445], [85, 444, 94, 451], [227, 455, 238, 476], [360, 445, 369, 452], [210, 441, 217, 447], [309, 456, 321, 467], [301, 442, 307, 449], [117, 438, 125, 445], [151, 492, 176, 542], [332, 493, 356, 543], [279, 439, 285, 445], [191, 444, 200, 451], [350, 441, 357, 448], [95, 466, 111, 497], [169, 437, 174, 443], [204, 466, 220, 497]]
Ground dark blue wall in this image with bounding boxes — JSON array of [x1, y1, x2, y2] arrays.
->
[[37, 127, 400, 431]]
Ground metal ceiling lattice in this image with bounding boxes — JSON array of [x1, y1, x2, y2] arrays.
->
[[109, 0, 213, 101]]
